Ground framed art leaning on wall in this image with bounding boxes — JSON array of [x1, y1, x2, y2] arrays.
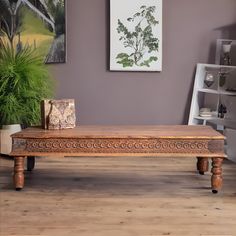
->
[[110, 0, 162, 71], [0, 0, 66, 64]]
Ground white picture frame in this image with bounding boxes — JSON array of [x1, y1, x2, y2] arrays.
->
[[110, 0, 162, 71]]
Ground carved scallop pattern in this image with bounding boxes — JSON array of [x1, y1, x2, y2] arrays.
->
[[24, 138, 215, 154]]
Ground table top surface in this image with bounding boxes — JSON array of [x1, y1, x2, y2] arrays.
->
[[11, 125, 225, 140]]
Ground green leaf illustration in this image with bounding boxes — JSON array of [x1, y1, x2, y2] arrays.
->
[[116, 5, 159, 68]]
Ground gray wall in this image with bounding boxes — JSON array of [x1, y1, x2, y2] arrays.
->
[[52, 0, 236, 125]]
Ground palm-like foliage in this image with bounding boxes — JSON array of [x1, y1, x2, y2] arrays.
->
[[0, 43, 54, 126]]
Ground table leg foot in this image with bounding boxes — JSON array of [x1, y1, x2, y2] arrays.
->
[[13, 156, 25, 191], [211, 157, 223, 193], [27, 156, 35, 171], [15, 188, 23, 191], [197, 157, 209, 175]]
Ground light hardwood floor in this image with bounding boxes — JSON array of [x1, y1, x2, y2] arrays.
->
[[1, 156, 236, 236]]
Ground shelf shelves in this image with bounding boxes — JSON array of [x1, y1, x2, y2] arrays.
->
[[194, 116, 236, 129], [188, 41, 236, 162], [189, 63, 236, 129], [194, 116, 220, 121], [197, 88, 236, 96]]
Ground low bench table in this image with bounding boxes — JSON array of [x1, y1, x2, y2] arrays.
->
[[10, 125, 226, 193]]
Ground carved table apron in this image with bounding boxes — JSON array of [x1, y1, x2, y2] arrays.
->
[[10, 125, 226, 193]]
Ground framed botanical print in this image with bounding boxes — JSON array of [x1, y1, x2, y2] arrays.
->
[[110, 0, 162, 71]]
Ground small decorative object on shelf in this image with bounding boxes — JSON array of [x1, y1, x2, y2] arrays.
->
[[199, 108, 212, 117], [204, 71, 215, 87], [218, 67, 229, 88], [221, 41, 232, 66], [226, 87, 236, 92], [41, 99, 76, 130], [216, 39, 236, 66], [218, 103, 227, 118]]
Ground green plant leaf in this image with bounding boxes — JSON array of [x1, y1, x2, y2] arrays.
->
[[0, 43, 55, 126], [116, 5, 159, 68], [140, 56, 158, 67]]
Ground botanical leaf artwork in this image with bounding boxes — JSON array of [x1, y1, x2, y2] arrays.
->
[[116, 5, 159, 68]]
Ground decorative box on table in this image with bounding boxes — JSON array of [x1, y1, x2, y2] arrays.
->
[[41, 99, 76, 130]]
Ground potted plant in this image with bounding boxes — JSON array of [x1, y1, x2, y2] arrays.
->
[[0, 43, 54, 154]]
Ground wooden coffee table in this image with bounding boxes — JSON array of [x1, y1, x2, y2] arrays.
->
[[10, 125, 226, 193]]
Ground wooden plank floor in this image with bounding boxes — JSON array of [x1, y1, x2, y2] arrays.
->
[[1, 156, 236, 236]]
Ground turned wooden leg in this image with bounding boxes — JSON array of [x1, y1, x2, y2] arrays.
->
[[197, 157, 209, 175], [27, 156, 35, 171], [13, 156, 25, 191], [211, 157, 224, 194]]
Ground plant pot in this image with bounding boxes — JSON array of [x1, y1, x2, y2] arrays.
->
[[0, 124, 21, 155]]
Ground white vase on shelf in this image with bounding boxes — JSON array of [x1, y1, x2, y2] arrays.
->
[[221, 41, 232, 65]]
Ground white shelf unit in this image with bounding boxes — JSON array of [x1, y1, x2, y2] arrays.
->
[[188, 63, 236, 126], [188, 63, 236, 161], [197, 88, 236, 96]]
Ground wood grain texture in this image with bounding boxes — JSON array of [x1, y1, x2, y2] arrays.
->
[[11, 125, 225, 139], [10, 126, 226, 157], [9, 126, 226, 192], [11, 138, 225, 157], [211, 157, 224, 193], [197, 157, 209, 175], [13, 156, 25, 190], [1, 156, 236, 236]]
